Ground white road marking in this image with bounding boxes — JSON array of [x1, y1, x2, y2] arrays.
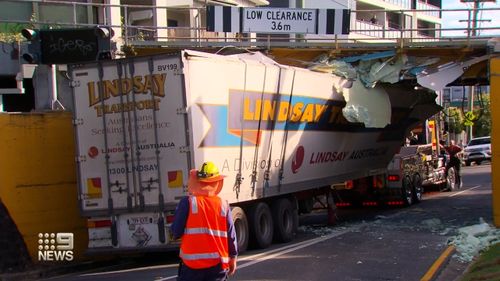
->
[[155, 229, 351, 281], [155, 275, 177, 280], [238, 229, 350, 269], [78, 263, 177, 277], [448, 185, 481, 197]]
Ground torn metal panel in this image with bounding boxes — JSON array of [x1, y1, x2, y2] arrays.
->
[[308, 59, 357, 80], [358, 55, 407, 88], [227, 50, 277, 64], [404, 57, 441, 76], [417, 54, 491, 91], [417, 62, 467, 92], [340, 50, 396, 63], [310, 51, 415, 88]]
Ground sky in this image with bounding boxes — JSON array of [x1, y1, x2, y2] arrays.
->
[[441, 0, 500, 36]]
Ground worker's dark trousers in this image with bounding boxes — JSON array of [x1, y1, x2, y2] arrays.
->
[[177, 262, 228, 281], [446, 157, 462, 187]]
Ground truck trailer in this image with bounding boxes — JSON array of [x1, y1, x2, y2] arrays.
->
[[70, 50, 440, 253]]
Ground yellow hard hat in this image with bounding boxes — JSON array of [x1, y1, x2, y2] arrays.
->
[[196, 162, 224, 183]]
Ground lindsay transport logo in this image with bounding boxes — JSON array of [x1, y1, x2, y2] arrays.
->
[[197, 90, 349, 147], [291, 146, 305, 174], [87, 74, 166, 117], [38, 232, 74, 261]]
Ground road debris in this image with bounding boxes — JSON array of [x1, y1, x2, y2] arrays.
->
[[420, 218, 443, 233], [448, 218, 500, 262]]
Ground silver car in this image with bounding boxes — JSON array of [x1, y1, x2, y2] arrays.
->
[[463, 136, 491, 166]]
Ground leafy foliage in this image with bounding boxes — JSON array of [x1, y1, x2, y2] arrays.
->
[[0, 23, 25, 43], [472, 94, 491, 137], [444, 107, 465, 134]]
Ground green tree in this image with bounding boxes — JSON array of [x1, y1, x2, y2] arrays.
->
[[0, 14, 36, 43], [0, 23, 24, 43], [472, 94, 491, 137], [445, 107, 465, 134]]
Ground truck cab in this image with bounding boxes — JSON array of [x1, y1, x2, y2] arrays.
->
[[333, 143, 458, 208]]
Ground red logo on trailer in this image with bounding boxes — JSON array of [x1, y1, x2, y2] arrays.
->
[[88, 146, 99, 158], [291, 146, 305, 174]]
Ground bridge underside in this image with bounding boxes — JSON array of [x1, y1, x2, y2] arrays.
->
[[132, 40, 494, 86]]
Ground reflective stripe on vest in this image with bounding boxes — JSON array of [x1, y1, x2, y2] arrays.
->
[[184, 227, 228, 238], [221, 201, 227, 217], [180, 250, 229, 263], [190, 196, 198, 214]]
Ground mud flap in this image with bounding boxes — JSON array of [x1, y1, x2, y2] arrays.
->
[[111, 216, 118, 247], [158, 216, 166, 243], [327, 192, 337, 225]]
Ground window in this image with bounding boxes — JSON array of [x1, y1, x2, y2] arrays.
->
[[168, 19, 178, 27], [468, 137, 490, 146], [443, 89, 450, 103], [39, 3, 89, 25]]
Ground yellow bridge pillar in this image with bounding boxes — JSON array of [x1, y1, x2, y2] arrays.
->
[[491, 57, 500, 227]]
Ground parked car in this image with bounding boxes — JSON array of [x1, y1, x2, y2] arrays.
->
[[463, 136, 491, 166]]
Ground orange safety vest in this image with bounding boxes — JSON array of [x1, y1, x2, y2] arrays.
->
[[179, 195, 230, 269]]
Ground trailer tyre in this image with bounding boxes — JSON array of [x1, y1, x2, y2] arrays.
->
[[231, 207, 249, 253], [271, 198, 296, 243], [249, 202, 274, 249], [412, 174, 423, 203], [401, 175, 413, 206]]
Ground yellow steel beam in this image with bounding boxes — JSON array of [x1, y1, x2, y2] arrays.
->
[[491, 57, 500, 227]]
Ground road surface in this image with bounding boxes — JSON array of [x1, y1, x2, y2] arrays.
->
[[44, 164, 493, 281]]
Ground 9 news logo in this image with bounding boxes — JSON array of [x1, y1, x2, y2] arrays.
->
[[37, 232, 74, 261]]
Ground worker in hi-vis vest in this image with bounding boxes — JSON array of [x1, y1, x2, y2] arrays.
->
[[171, 162, 238, 281]]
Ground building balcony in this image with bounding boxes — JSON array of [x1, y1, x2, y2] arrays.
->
[[357, 0, 412, 10], [352, 19, 439, 41], [352, 20, 405, 39], [384, 0, 412, 9], [415, 1, 441, 21]]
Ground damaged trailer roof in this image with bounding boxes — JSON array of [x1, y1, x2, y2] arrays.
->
[[267, 46, 495, 87]]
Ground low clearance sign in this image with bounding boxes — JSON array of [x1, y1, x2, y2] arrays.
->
[[206, 6, 350, 35], [243, 8, 316, 33]]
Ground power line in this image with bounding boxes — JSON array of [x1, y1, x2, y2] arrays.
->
[[458, 0, 493, 36]]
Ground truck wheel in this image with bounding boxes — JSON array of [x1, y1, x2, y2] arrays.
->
[[412, 174, 423, 203], [231, 207, 249, 253], [446, 167, 457, 191], [271, 198, 296, 243], [401, 176, 413, 206], [249, 202, 274, 249]]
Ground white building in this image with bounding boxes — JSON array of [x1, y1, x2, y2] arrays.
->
[[0, 0, 462, 112]]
